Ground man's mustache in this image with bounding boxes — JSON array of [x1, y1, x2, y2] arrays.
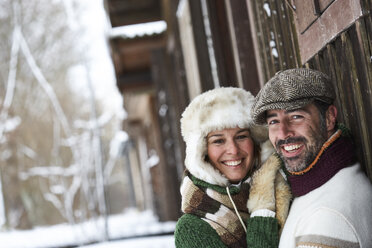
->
[[276, 137, 307, 149]]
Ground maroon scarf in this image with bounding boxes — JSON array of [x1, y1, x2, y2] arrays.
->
[[287, 130, 356, 197]]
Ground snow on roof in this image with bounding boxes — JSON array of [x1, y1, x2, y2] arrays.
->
[[109, 21, 167, 39]]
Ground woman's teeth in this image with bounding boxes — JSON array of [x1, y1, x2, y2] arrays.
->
[[224, 160, 242, 167]]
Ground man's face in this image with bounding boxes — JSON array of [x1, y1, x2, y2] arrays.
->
[[266, 103, 329, 173]]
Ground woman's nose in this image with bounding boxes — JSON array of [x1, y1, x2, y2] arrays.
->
[[226, 140, 239, 154]]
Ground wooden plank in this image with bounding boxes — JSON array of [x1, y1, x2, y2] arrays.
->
[[106, 0, 162, 27], [296, 0, 363, 64], [247, 0, 301, 85], [188, 0, 215, 92], [293, 0, 318, 33], [268, 0, 286, 71], [226, 0, 260, 94], [318, 0, 336, 11], [325, 43, 346, 124], [347, 22, 372, 177], [151, 48, 182, 220], [339, 30, 370, 175], [332, 36, 354, 128], [277, 0, 302, 68], [253, 0, 276, 81], [206, 0, 238, 87]]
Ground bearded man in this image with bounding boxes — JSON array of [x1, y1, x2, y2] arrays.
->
[[252, 68, 372, 248]]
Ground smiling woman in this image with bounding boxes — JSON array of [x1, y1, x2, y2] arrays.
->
[[174, 87, 292, 248], [207, 128, 255, 183]]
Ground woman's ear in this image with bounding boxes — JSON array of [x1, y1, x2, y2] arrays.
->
[[326, 105, 337, 133]]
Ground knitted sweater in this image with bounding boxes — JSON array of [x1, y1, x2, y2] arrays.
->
[[175, 213, 279, 248], [279, 163, 372, 248], [174, 173, 284, 248], [279, 129, 372, 247]]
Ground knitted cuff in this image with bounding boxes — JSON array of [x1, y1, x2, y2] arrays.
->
[[250, 209, 276, 218], [246, 216, 279, 248]]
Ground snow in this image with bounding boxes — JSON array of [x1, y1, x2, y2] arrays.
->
[[263, 3, 271, 17], [0, 209, 176, 248], [110, 21, 167, 39], [109, 131, 129, 158], [80, 235, 175, 248]]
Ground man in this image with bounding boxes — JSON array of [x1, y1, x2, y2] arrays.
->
[[251, 68, 372, 248]]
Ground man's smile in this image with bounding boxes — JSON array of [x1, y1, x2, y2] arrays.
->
[[280, 143, 304, 158]]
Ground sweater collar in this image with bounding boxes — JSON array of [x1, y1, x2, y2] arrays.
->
[[286, 127, 356, 197]]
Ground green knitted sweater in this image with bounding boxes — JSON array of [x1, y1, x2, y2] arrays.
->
[[175, 214, 279, 247], [174, 174, 280, 247]]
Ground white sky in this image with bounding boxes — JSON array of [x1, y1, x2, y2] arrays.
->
[[66, 0, 127, 120]]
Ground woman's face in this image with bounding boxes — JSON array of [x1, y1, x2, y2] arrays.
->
[[207, 127, 255, 183]]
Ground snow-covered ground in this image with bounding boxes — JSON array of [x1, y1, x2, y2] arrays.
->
[[80, 235, 175, 248], [0, 209, 176, 248]]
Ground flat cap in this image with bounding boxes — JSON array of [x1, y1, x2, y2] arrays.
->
[[252, 68, 335, 124]]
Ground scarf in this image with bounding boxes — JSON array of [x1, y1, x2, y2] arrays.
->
[[287, 127, 356, 197], [180, 173, 250, 248]]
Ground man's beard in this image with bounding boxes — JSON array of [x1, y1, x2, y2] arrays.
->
[[275, 128, 328, 173]]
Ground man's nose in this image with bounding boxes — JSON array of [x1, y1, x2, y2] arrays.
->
[[277, 121, 294, 140]]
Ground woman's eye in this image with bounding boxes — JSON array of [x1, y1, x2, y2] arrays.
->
[[212, 139, 224, 144]]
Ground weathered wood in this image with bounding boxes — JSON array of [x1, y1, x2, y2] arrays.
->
[[248, 0, 301, 83], [226, 0, 261, 94], [188, 0, 215, 92], [294, 0, 363, 64], [206, 0, 238, 87]]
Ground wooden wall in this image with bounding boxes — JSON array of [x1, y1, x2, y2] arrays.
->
[[306, 14, 372, 179], [247, 0, 301, 81]]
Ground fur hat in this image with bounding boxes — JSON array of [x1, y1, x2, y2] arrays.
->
[[180, 87, 274, 186]]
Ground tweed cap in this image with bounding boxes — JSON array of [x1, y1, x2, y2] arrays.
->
[[252, 68, 335, 124]]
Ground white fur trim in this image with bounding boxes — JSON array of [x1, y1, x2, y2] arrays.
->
[[260, 140, 275, 164]]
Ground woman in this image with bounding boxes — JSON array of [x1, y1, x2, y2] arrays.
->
[[174, 87, 292, 248]]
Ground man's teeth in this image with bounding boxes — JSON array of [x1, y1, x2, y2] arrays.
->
[[224, 160, 241, 166], [283, 144, 302, 151]]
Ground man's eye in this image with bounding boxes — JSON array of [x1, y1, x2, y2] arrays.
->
[[236, 135, 248, 140], [292, 115, 303, 120]]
